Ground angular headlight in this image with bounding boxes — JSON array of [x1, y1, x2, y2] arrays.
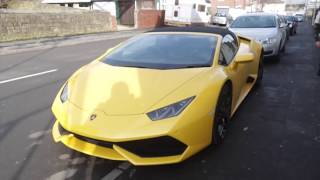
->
[[147, 96, 195, 121], [60, 83, 68, 103]]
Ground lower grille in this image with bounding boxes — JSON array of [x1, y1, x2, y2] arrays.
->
[[117, 136, 187, 157], [58, 123, 187, 157]]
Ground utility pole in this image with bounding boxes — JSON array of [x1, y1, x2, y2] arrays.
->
[[312, 0, 318, 25]]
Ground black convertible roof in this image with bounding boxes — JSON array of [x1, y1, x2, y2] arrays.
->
[[148, 26, 237, 39]]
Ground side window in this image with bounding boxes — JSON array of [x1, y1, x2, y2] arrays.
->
[[219, 34, 238, 65], [198, 5, 206, 12]]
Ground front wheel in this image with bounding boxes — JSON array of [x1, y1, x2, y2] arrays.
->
[[212, 84, 232, 145]]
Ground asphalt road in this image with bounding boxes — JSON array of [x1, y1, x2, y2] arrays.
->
[[0, 22, 320, 180]]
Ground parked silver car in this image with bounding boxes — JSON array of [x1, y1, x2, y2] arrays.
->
[[211, 13, 231, 26], [229, 13, 287, 60]]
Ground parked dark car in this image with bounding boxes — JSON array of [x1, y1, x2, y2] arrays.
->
[[295, 14, 304, 22], [285, 16, 298, 35]]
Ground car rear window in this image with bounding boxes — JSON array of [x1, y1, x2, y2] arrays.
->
[[230, 15, 276, 28]]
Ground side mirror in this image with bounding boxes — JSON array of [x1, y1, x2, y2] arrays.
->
[[235, 53, 255, 63]]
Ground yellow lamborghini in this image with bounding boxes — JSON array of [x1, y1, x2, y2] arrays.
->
[[51, 27, 263, 165]]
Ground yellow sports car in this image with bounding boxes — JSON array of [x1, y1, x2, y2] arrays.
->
[[51, 27, 263, 165]]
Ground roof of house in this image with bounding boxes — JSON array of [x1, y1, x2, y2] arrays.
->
[[148, 26, 237, 39]]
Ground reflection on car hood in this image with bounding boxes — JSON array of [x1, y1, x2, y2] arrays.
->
[[230, 28, 278, 41], [68, 62, 207, 115]]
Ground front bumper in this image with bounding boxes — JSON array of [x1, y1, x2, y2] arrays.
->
[[262, 43, 278, 57], [52, 120, 202, 165], [212, 18, 227, 25]]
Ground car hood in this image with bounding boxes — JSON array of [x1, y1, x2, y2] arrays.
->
[[230, 28, 277, 41], [68, 62, 207, 115]]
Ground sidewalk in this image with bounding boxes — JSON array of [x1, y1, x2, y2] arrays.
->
[[0, 29, 146, 55]]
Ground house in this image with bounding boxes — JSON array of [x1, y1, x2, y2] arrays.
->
[[159, 0, 212, 25], [211, 0, 247, 14], [42, 0, 165, 28]]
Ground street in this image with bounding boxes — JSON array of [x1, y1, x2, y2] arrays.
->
[[0, 22, 320, 180]]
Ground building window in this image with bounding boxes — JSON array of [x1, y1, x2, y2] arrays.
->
[[60, 3, 65, 6], [175, 0, 179, 5], [174, 10, 178, 17], [68, 3, 73, 7], [206, 7, 211, 15], [79, 3, 90, 7], [198, 5, 205, 12]]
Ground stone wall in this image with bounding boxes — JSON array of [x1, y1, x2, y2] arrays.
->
[[0, 10, 117, 42], [136, 10, 165, 29]]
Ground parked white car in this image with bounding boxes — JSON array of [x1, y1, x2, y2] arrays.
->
[[229, 13, 287, 60]]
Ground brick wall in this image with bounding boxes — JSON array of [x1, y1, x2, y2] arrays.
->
[[136, 10, 165, 29], [0, 10, 117, 42]]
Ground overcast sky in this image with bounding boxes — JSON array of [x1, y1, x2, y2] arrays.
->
[[285, 0, 306, 4]]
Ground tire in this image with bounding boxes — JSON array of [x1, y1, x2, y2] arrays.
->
[[290, 29, 293, 36], [274, 45, 281, 61], [212, 84, 232, 145], [279, 38, 285, 53], [255, 54, 263, 86], [281, 43, 286, 53]]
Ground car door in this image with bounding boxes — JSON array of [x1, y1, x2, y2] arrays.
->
[[277, 16, 286, 49], [219, 35, 249, 110]]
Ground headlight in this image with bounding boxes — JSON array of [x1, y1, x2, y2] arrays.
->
[[60, 83, 69, 103], [289, 24, 293, 28], [262, 37, 277, 45], [147, 96, 195, 121]]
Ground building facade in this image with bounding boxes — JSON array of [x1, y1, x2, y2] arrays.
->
[[211, 0, 246, 14], [42, 0, 165, 28]]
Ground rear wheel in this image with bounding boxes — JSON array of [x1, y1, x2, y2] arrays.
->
[[281, 41, 286, 53], [212, 84, 232, 145], [274, 42, 282, 61]]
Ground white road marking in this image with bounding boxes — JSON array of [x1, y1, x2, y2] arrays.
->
[[101, 162, 132, 180], [71, 157, 86, 165], [101, 169, 123, 180], [85, 157, 96, 180], [59, 154, 71, 160], [28, 131, 45, 139], [0, 69, 57, 85], [46, 168, 77, 180], [118, 162, 131, 170]]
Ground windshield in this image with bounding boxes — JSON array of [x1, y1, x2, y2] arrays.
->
[[230, 15, 276, 28], [103, 34, 217, 69]]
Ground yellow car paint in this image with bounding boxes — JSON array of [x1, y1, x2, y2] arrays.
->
[[51, 31, 262, 165]]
